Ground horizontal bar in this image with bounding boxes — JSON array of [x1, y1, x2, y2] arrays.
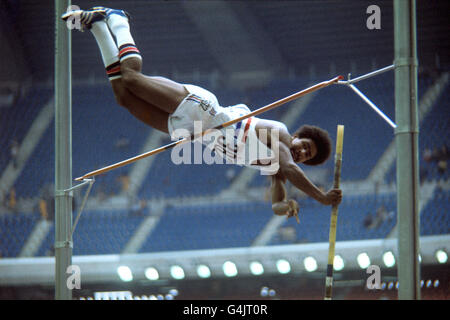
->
[[75, 75, 343, 181], [337, 64, 395, 85]]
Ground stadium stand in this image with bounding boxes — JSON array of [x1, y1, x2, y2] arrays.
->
[[0, 212, 39, 257], [1, 73, 447, 256], [0, 1, 448, 260]]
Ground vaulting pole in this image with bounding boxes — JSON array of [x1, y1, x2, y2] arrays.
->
[[324, 125, 344, 300], [55, 0, 73, 300]]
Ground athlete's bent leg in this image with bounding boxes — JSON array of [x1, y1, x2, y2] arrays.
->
[[63, 8, 186, 126], [103, 8, 188, 114], [111, 79, 170, 133], [120, 58, 188, 114]]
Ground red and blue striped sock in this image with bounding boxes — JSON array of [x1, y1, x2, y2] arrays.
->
[[118, 43, 142, 63], [105, 61, 122, 81], [90, 21, 121, 81]]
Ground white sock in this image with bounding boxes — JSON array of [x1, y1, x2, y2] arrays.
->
[[90, 21, 119, 67], [90, 21, 121, 80], [107, 14, 142, 62]]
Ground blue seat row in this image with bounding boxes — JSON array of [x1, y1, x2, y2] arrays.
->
[[1, 188, 448, 257], [36, 209, 145, 256], [139, 202, 273, 253], [0, 212, 39, 257]]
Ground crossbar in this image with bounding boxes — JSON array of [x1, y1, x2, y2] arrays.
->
[[75, 75, 343, 181], [337, 64, 395, 85]]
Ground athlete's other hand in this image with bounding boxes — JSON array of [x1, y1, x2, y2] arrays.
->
[[287, 199, 300, 224]]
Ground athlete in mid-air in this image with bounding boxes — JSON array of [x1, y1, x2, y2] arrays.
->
[[62, 7, 342, 222]]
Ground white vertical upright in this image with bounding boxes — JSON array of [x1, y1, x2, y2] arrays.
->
[[54, 0, 73, 300], [394, 0, 421, 300]]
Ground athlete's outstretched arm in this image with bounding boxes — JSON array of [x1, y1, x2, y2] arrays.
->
[[278, 143, 342, 206]]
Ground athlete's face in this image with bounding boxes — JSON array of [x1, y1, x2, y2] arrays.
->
[[290, 137, 317, 163]]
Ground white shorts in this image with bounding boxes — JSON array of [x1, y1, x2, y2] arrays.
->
[[167, 84, 279, 174], [167, 84, 250, 140]]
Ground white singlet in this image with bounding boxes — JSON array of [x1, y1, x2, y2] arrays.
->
[[168, 84, 279, 175]]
